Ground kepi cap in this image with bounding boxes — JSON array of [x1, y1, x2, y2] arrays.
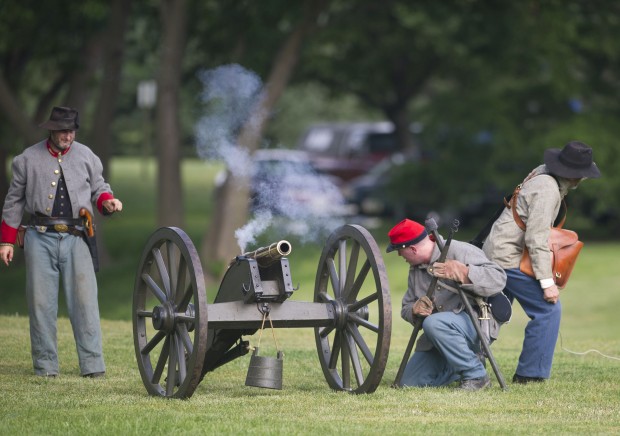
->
[[386, 219, 428, 253]]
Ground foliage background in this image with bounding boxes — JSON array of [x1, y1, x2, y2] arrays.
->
[[1, 0, 620, 237]]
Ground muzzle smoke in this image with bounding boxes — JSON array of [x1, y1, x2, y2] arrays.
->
[[194, 64, 262, 174], [195, 64, 345, 252]]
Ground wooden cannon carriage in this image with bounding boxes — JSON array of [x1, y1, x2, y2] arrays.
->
[[132, 224, 392, 398]]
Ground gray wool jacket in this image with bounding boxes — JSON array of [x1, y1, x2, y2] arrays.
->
[[1, 140, 112, 233], [483, 165, 572, 281], [401, 237, 507, 351]]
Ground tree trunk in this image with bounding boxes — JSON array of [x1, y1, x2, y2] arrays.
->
[[201, 0, 326, 282], [387, 105, 419, 158], [90, 0, 132, 176], [64, 36, 105, 115], [89, 0, 132, 268], [156, 0, 187, 228], [0, 73, 41, 202], [0, 74, 40, 145]]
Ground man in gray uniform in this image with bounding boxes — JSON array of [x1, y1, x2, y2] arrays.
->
[[0, 106, 123, 378], [387, 218, 506, 390]]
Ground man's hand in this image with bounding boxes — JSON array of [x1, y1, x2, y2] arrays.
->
[[0, 245, 14, 266], [543, 284, 560, 304], [102, 198, 123, 214], [412, 295, 434, 317], [431, 259, 471, 284]]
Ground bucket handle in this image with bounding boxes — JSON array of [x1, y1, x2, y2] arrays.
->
[[256, 310, 282, 356]]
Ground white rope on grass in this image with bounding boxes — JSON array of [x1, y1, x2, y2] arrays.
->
[[559, 332, 620, 361]]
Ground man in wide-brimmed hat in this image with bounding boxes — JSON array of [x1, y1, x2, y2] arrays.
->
[[0, 106, 123, 378], [483, 141, 601, 384]]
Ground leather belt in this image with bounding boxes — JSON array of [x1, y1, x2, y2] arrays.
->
[[31, 216, 83, 227], [48, 224, 76, 232], [43, 225, 83, 236], [30, 216, 84, 236]]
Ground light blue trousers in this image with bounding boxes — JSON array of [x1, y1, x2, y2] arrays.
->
[[401, 311, 486, 387], [24, 229, 105, 376], [503, 268, 561, 379]]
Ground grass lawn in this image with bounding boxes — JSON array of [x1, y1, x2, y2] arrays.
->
[[1, 157, 619, 434]]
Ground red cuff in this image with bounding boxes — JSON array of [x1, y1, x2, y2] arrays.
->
[[96, 193, 115, 214], [1, 220, 18, 244]]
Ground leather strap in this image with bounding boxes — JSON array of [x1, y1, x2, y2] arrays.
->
[[30, 216, 83, 226], [508, 184, 527, 231], [506, 177, 566, 231], [44, 226, 83, 237]]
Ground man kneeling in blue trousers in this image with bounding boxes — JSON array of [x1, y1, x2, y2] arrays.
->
[[387, 218, 507, 390]]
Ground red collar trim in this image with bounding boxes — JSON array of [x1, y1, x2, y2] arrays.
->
[[46, 140, 71, 157]]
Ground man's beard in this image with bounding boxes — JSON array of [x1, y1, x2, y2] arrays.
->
[[50, 137, 72, 151]]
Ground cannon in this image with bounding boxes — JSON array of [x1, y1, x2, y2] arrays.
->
[[132, 224, 391, 398]]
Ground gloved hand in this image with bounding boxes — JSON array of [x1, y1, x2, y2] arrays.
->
[[412, 295, 434, 317], [431, 259, 471, 284]]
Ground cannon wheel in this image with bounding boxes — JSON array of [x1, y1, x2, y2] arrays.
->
[[132, 227, 208, 399], [314, 224, 391, 393]]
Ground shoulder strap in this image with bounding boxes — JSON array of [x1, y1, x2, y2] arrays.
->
[[508, 185, 526, 231], [554, 197, 567, 228], [507, 178, 567, 231]]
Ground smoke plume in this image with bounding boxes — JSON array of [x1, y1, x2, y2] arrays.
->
[[195, 64, 345, 252], [194, 64, 263, 175]]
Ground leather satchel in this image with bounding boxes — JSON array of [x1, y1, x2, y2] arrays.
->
[[508, 183, 583, 289]]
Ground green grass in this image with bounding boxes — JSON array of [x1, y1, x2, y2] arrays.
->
[[1, 305, 619, 434], [1, 157, 619, 434]]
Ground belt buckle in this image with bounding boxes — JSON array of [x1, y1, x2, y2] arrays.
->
[[54, 224, 69, 232]]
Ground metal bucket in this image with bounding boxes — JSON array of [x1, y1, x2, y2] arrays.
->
[[245, 347, 283, 390]]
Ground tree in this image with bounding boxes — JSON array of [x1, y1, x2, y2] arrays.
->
[[156, 0, 188, 227], [0, 1, 105, 200], [299, 0, 529, 156], [293, 0, 620, 231], [89, 0, 133, 174]]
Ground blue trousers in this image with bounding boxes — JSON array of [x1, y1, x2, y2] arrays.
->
[[24, 229, 105, 376], [503, 268, 561, 379], [400, 311, 487, 387]]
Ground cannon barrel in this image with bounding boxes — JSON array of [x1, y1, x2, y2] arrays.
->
[[240, 240, 292, 267]]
